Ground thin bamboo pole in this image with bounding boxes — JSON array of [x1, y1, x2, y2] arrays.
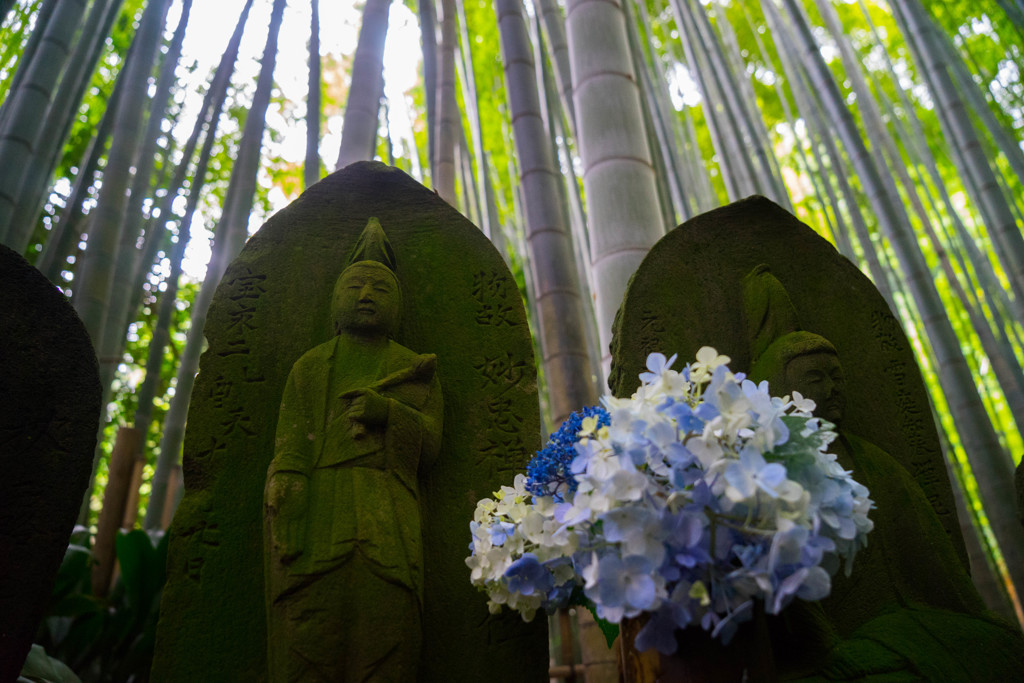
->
[[335, 0, 391, 169], [305, 0, 321, 188]]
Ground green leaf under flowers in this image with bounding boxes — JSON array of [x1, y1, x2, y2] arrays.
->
[[585, 602, 620, 649], [768, 415, 832, 464]]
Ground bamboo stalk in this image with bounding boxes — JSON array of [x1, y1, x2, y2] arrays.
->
[[305, 0, 321, 189], [433, 0, 458, 203], [91, 426, 142, 598], [150, 0, 286, 527], [335, 0, 391, 169], [775, 0, 1024, 613], [0, 0, 86, 245]]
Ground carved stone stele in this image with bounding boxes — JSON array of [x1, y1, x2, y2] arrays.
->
[[610, 197, 1024, 679], [153, 162, 547, 682]]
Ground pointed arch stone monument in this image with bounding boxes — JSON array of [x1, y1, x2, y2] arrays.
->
[[152, 162, 547, 681], [0, 245, 101, 680], [610, 196, 1024, 679]]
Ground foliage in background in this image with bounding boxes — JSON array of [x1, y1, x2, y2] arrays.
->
[[32, 529, 168, 682]]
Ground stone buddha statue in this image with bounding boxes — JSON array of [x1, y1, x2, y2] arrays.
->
[[743, 264, 1024, 680], [264, 218, 443, 682]]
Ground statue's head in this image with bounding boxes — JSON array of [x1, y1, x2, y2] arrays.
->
[[754, 332, 846, 425], [744, 264, 846, 425], [332, 218, 402, 338]]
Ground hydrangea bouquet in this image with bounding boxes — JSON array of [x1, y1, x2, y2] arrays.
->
[[466, 348, 873, 654]]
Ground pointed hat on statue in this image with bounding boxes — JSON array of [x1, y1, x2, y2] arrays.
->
[[743, 264, 836, 385], [346, 216, 397, 272]]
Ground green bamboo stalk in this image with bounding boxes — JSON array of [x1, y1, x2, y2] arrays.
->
[[0, 0, 86, 246], [680, 103, 718, 211], [667, 0, 747, 199], [482, 152, 509, 259], [0, 0, 57, 125], [335, 0, 390, 169], [891, 0, 1024, 318], [141, 92, 228, 531], [686, 0, 786, 204], [418, 0, 437, 183], [565, 0, 665, 381], [154, 0, 287, 525], [708, 0, 792, 209], [940, 26, 1024, 203], [736, 2, 851, 257], [35, 70, 124, 283], [539, 54, 603, 388], [534, 0, 577, 138], [993, 0, 1024, 43], [852, 0, 1017, 334], [673, 0, 764, 198], [640, 32, 701, 217], [622, 0, 688, 222], [644, 6, 718, 211], [455, 125, 480, 224], [812, 0, 1024, 435], [381, 96, 395, 166], [144, 0, 252, 528], [774, 0, 1024, 604], [497, 0, 598, 408], [6, 0, 124, 252], [455, 0, 494, 237], [72, 0, 174, 524], [433, 0, 458, 203], [759, 0, 893, 307], [71, 0, 170, 343], [305, 0, 321, 189], [96, 0, 193, 399], [634, 0, 700, 216]]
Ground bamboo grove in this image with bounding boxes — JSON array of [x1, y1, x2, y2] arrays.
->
[[1, 0, 1023, 635]]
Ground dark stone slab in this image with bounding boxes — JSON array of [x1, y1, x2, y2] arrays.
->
[[609, 196, 963, 561], [152, 162, 547, 682], [0, 244, 101, 681], [609, 196, 1024, 678]]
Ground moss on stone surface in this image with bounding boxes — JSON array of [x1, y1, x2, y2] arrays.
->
[[152, 162, 547, 681]]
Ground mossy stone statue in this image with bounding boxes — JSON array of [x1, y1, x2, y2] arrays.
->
[[610, 197, 1024, 679], [152, 162, 547, 681], [265, 218, 443, 681], [0, 244, 101, 680]]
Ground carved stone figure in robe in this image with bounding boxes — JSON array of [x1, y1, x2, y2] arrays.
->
[[743, 264, 1024, 680], [264, 218, 443, 682]]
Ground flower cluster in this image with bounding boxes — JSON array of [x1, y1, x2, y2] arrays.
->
[[466, 348, 874, 653], [526, 405, 610, 501]]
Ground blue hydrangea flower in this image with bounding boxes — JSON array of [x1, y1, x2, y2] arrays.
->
[[468, 348, 873, 652], [635, 605, 688, 654], [660, 398, 706, 433], [590, 554, 659, 613], [526, 406, 610, 500], [505, 553, 553, 596], [489, 521, 516, 546], [639, 352, 678, 384]]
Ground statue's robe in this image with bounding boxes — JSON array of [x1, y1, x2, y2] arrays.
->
[[777, 433, 1024, 681], [265, 335, 443, 682]]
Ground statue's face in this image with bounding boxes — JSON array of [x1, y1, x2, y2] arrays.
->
[[784, 351, 846, 424], [332, 263, 401, 337]]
